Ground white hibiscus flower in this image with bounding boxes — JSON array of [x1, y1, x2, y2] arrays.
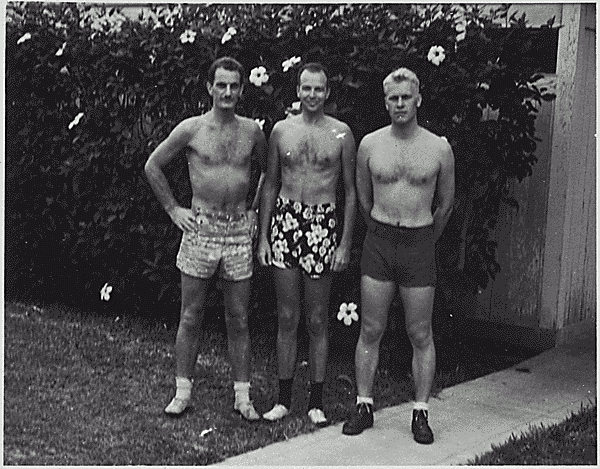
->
[[427, 45, 446, 66], [282, 56, 301, 72], [221, 26, 237, 44], [337, 302, 359, 326], [249, 66, 269, 86]]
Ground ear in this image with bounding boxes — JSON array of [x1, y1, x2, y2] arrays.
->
[[296, 85, 300, 98], [206, 80, 213, 95], [417, 93, 422, 108], [325, 87, 331, 101]]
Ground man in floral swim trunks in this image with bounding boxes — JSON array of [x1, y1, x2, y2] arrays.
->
[[258, 63, 357, 427], [269, 196, 339, 278], [145, 57, 267, 421]]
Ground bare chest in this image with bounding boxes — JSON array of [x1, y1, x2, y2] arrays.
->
[[370, 148, 440, 187], [188, 126, 254, 167], [279, 129, 342, 170]]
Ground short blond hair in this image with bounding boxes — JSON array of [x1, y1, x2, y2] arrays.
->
[[383, 68, 420, 94]]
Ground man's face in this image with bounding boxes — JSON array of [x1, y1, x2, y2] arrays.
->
[[296, 70, 330, 113], [384, 80, 421, 126], [207, 68, 243, 110]]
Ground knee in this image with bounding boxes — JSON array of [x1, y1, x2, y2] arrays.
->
[[407, 323, 433, 349], [226, 311, 248, 337], [306, 308, 327, 337], [360, 319, 386, 346], [278, 306, 300, 334], [179, 305, 202, 332]]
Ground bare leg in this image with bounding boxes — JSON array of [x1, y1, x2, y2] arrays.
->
[[273, 268, 303, 380], [223, 278, 252, 382], [223, 278, 260, 420], [399, 286, 436, 403], [304, 274, 333, 382], [175, 273, 210, 379], [355, 275, 396, 397]]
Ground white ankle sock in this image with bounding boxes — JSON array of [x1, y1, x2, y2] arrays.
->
[[413, 401, 429, 411], [234, 381, 251, 403], [175, 376, 192, 401], [357, 396, 374, 406]]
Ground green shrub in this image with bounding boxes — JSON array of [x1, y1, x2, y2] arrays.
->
[[5, 3, 556, 319]]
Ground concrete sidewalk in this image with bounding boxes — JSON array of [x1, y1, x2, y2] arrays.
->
[[216, 344, 596, 466]]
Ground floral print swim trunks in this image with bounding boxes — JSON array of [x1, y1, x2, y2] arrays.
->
[[269, 195, 338, 279]]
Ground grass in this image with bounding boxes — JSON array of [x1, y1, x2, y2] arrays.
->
[[4, 300, 537, 465], [468, 401, 597, 465]]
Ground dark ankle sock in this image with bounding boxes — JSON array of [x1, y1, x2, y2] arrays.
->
[[308, 381, 324, 410], [278, 378, 293, 409]]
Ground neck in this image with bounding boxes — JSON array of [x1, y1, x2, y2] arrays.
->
[[390, 118, 419, 139], [210, 106, 237, 124], [301, 109, 325, 125]]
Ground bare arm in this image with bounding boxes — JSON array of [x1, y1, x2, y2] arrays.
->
[[331, 124, 357, 272], [338, 124, 357, 248], [257, 123, 283, 265], [250, 124, 268, 211], [355, 135, 373, 220], [144, 119, 195, 231], [247, 124, 269, 240], [433, 140, 455, 241]]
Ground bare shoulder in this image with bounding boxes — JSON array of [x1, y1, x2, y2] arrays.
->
[[360, 126, 389, 150], [270, 118, 289, 139], [420, 127, 453, 158], [176, 115, 204, 132], [168, 115, 205, 142], [277, 114, 299, 131], [235, 115, 260, 133], [323, 115, 352, 133]]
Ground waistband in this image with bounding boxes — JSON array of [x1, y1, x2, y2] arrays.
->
[[277, 195, 336, 210], [193, 207, 248, 222], [368, 217, 434, 242]]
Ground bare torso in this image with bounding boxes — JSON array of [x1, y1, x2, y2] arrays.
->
[[275, 115, 348, 205], [367, 126, 446, 227], [185, 114, 257, 212]]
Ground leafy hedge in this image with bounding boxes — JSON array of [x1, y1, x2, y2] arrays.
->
[[5, 3, 556, 319]]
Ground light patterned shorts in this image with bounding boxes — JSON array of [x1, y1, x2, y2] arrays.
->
[[269, 196, 338, 279], [176, 208, 253, 281]]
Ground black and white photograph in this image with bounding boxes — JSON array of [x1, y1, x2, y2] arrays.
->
[[4, 2, 596, 465]]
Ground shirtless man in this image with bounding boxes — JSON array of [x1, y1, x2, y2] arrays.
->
[[258, 63, 356, 427], [144, 57, 267, 420], [342, 68, 454, 444]]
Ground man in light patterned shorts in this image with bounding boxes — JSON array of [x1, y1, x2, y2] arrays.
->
[[145, 57, 267, 421], [258, 63, 357, 427]]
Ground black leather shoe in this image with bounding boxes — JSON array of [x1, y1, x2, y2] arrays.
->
[[412, 409, 434, 444], [342, 403, 374, 435]]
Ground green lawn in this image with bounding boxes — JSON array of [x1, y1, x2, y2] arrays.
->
[[468, 402, 597, 465]]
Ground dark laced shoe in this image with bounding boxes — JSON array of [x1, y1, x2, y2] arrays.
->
[[412, 409, 434, 444], [342, 402, 374, 435]]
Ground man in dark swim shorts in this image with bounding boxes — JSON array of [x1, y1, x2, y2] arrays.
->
[[361, 220, 436, 288], [258, 63, 357, 427], [343, 68, 454, 444]]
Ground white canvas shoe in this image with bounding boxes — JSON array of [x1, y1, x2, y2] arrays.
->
[[308, 408, 328, 427], [262, 404, 289, 421], [164, 397, 190, 416], [234, 401, 260, 421]]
